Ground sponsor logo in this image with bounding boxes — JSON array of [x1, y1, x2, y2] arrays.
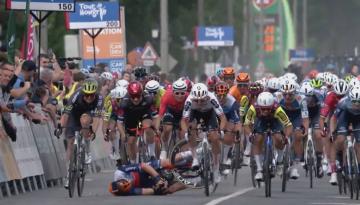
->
[[79, 3, 107, 20]]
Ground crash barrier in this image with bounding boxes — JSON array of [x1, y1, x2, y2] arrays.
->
[[0, 107, 115, 198]]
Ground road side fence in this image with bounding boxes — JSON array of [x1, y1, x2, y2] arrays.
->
[[0, 108, 115, 198]]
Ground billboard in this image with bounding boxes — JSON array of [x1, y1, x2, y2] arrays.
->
[[6, 0, 75, 12], [196, 26, 234, 47], [66, 2, 120, 29]]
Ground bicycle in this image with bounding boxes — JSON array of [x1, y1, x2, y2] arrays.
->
[[165, 122, 180, 158], [127, 122, 151, 163], [281, 135, 291, 192], [56, 127, 92, 198], [343, 129, 360, 200], [304, 127, 317, 188], [231, 131, 243, 186], [263, 129, 276, 198]]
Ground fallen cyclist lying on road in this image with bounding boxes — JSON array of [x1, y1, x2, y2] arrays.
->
[[108, 153, 194, 196]]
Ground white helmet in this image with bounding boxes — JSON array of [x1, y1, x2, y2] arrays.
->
[[145, 80, 160, 93], [257, 92, 275, 107], [280, 79, 297, 93], [316, 72, 325, 81], [100, 72, 113, 80], [283, 73, 298, 82], [111, 87, 127, 99], [267, 77, 280, 90], [116, 79, 129, 88], [333, 79, 350, 95], [191, 83, 208, 100], [349, 78, 360, 88], [349, 86, 360, 102], [172, 79, 187, 91], [324, 73, 337, 85], [300, 83, 314, 96], [80, 68, 90, 75]]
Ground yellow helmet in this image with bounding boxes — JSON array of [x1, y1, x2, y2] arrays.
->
[[82, 78, 98, 94]]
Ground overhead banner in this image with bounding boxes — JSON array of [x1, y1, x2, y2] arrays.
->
[[81, 7, 126, 72], [250, 0, 295, 78], [6, 0, 75, 11], [66, 1, 120, 29], [195, 26, 234, 47]]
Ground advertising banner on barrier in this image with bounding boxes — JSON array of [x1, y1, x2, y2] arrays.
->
[[10, 114, 44, 178], [47, 123, 67, 177], [0, 134, 21, 181], [66, 1, 120, 29], [92, 120, 112, 160], [30, 109, 63, 180]]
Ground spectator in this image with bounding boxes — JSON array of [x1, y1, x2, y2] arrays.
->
[[350, 64, 359, 76], [122, 71, 131, 82], [39, 52, 64, 82]]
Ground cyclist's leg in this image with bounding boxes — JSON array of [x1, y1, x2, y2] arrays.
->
[[79, 113, 94, 163], [143, 118, 156, 158], [312, 113, 324, 175], [124, 117, 139, 164], [108, 118, 120, 159], [289, 114, 303, 179], [252, 119, 266, 179], [222, 122, 235, 165]]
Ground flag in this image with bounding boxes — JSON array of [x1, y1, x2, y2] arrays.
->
[[23, 0, 31, 59], [6, 10, 16, 64], [20, 15, 36, 60]]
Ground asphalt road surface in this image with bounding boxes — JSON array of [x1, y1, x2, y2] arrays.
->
[[2, 166, 358, 205]]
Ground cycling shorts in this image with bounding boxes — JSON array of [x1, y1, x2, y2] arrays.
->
[[189, 109, 219, 131]]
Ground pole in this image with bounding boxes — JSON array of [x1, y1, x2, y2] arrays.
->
[[197, 0, 205, 76], [242, 0, 249, 64], [38, 12, 42, 80], [302, 0, 307, 47], [293, 0, 298, 47], [23, 0, 30, 58], [278, 0, 284, 69], [160, 0, 169, 73], [92, 29, 96, 66], [227, 0, 234, 25]]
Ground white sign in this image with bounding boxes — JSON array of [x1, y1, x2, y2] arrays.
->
[[141, 42, 158, 60]]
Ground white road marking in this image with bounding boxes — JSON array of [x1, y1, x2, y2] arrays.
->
[[311, 203, 360, 205], [204, 187, 254, 205], [85, 178, 93, 182], [327, 196, 350, 199]]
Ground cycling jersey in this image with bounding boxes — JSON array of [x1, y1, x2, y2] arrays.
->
[[320, 91, 343, 118], [229, 85, 246, 103], [103, 94, 113, 121], [219, 94, 240, 123], [335, 97, 360, 142], [182, 92, 224, 119], [152, 88, 166, 109], [244, 104, 292, 127], [63, 90, 103, 118], [159, 88, 189, 117]]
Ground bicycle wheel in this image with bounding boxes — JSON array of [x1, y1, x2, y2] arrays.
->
[[250, 156, 257, 188], [307, 140, 315, 188], [138, 137, 149, 163], [167, 130, 177, 158], [282, 144, 290, 192], [119, 138, 129, 165], [202, 142, 210, 197], [77, 144, 86, 197], [337, 171, 343, 195], [347, 147, 354, 199], [233, 142, 241, 186], [68, 145, 78, 198], [351, 148, 359, 200], [264, 141, 272, 197]]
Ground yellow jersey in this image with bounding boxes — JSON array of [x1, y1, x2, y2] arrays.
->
[[244, 104, 292, 127]]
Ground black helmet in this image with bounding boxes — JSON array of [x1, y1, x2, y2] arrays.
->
[[134, 66, 147, 78]]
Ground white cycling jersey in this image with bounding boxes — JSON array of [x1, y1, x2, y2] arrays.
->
[[183, 92, 224, 118]]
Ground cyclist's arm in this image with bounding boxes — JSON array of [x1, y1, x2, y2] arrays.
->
[[300, 98, 309, 135], [274, 107, 293, 137], [219, 114, 227, 131], [92, 117, 101, 133]]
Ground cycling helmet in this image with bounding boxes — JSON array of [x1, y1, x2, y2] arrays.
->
[[344, 74, 355, 84], [127, 81, 143, 98], [215, 67, 224, 77], [148, 73, 160, 82], [206, 75, 220, 91], [215, 81, 229, 96], [316, 72, 325, 81], [80, 68, 90, 75], [283, 73, 298, 82], [82, 78, 98, 94], [349, 77, 360, 88], [310, 78, 323, 89], [300, 83, 314, 96], [179, 77, 193, 92], [249, 82, 264, 95], [333, 79, 349, 95], [134, 66, 147, 78], [307, 70, 319, 79], [223, 67, 235, 76], [116, 79, 129, 88], [349, 86, 360, 102], [235, 72, 250, 83], [100, 72, 113, 81], [324, 73, 337, 85], [280, 79, 297, 93], [145, 80, 160, 93], [257, 92, 275, 108], [109, 179, 132, 196], [172, 79, 187, 91], [267, 77, 280, 90], [191, 83, 208, 100], [112, 87, 127, 99]]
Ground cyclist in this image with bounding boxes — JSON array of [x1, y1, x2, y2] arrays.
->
[[206, 75, 220, 93], [243, 92, 292, 180], [145, 80, 166, 111], [99, 71, 115, 97], [116, 79, 129, 89], [332, 86, 360, 183], [59, 78, 104, 188], [229, 72, 250, 105], [222, 67, 236, 87], [102, 87, 127, 160], [181, 83, 227, 183], [319, 79, 350, 184], [134, 66, 148, 86], [157, 80, 189, 160], [279, 79, 309, 179], [266, 77, 282, 102], [117, 81, 159, 164], [299, 82, 325, 177], [214, 81, 241, 175]]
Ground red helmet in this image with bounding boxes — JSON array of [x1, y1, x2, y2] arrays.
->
[[207, 75, 220, 91], [215, 81, 229, 96], [127, 81, 143, 98], [249, 82, 263, 96], [307, 69, 318, 79], [180, 77, 193, 92]]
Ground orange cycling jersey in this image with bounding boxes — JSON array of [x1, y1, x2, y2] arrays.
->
[[229, 85, 249, 116]]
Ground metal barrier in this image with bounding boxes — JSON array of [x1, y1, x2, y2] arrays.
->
[[0, 112, 116, 198]]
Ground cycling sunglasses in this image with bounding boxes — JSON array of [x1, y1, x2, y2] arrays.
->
[[283, 93, 295, 97], [351, 100, 360, 105], [84, 93, 96, 98], [223, 76, 235, 81], [174, 91, 186, 96], [193, 98, 206, 103], [237, 83, 249, 88]]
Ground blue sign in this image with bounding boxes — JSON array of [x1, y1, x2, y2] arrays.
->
[[6, 0, 75, 11], [83, 58, 126, 73], [67, 2, 120, 29], [196, 26, 234, 47], [289, 49, 315, 61]]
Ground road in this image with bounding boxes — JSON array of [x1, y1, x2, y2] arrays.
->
[[1, 166, 358, 205]]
